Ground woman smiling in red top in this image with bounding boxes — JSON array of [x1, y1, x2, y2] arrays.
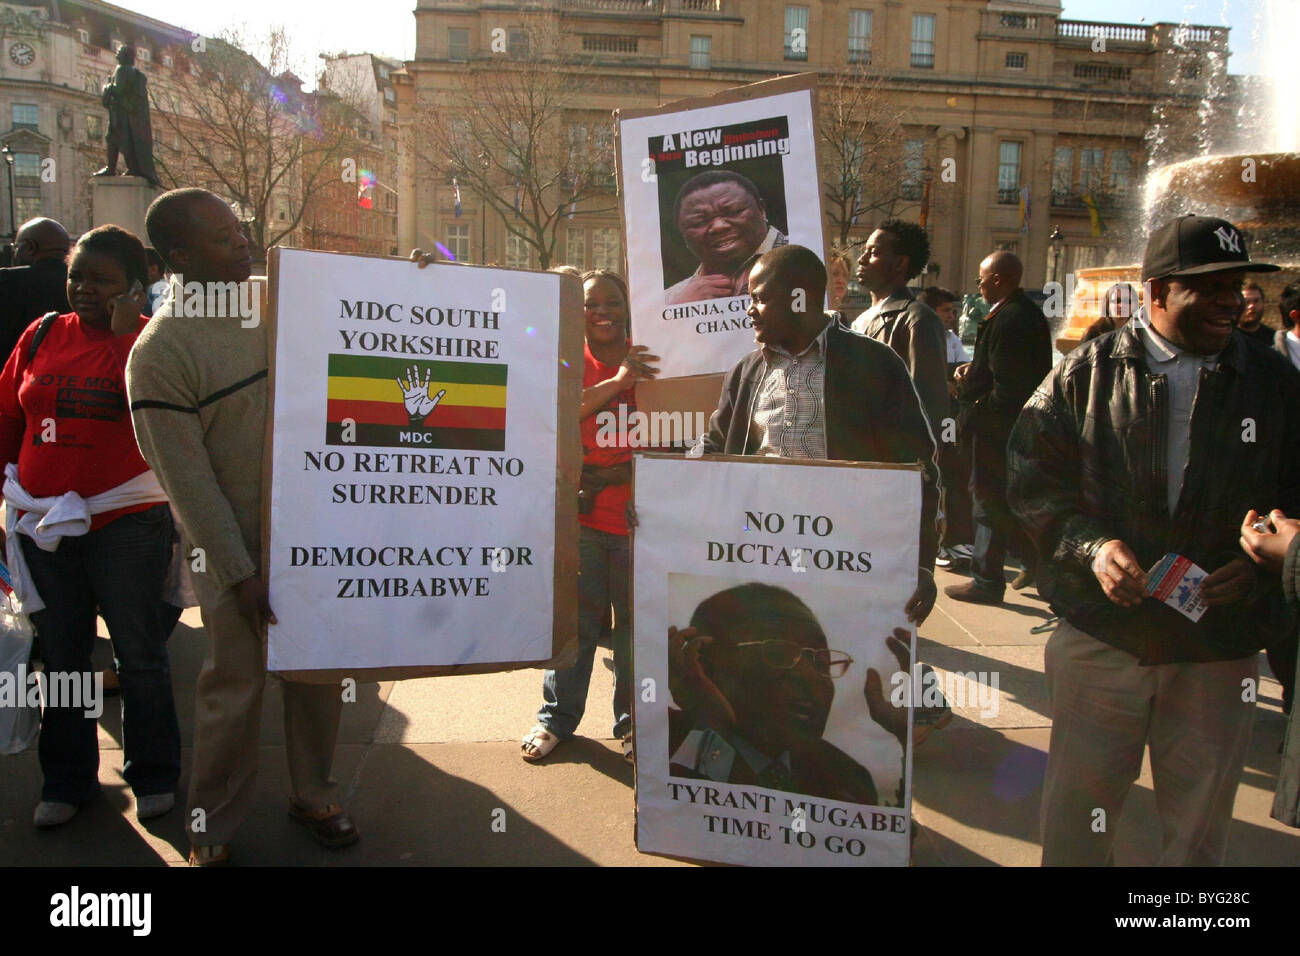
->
[[522, 270, 659, 763]]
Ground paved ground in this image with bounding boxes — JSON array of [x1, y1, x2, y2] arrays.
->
[[3, 565, 1298, 867]]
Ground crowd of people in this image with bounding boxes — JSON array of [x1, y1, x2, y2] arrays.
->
[[4, 183, 1300, 868]]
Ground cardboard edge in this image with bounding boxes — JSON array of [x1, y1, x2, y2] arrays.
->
[[615, 73, 828, 368], [265, 256, 583, 681]]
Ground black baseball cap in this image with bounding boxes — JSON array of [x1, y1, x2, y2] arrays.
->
[[1141, 215, 1280, 281]]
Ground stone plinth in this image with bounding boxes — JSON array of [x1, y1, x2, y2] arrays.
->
[[90, 175, 161, 240]]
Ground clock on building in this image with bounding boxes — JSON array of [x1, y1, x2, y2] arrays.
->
[[9, 42, 35, 67]]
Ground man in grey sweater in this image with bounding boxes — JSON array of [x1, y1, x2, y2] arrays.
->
[[127, 188, 357, 865]]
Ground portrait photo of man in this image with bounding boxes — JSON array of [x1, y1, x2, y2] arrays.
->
[[663, 170, 788, 305], [666, 580, 908, 806]]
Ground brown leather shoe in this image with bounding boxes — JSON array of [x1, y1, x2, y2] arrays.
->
[[944, 581, 1004, 605], [289, 801, 360, 848]]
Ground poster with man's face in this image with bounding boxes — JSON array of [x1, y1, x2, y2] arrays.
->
[[618, 77, 825, 380], [633, 455, 919, 867]]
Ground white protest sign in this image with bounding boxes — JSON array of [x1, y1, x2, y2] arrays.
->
[[633, 455, 919, 866], [265, 249, 579, 672], [618, 76, 826, 380]]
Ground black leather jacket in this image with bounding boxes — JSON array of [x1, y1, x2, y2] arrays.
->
[[1008, 323, 1300, 663]]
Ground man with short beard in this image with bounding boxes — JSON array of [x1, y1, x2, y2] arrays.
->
[[665, 170, 787, 304], [1239, 281, 1273, 346]]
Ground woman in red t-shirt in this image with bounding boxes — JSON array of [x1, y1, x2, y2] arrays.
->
[[0, 225, 179, 828], [522, 270, 659, 763]]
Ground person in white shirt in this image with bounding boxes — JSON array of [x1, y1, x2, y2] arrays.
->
[[1272, 282, 1300, 370], [920, 286, 973, 569]]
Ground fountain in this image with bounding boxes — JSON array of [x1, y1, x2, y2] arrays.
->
[[1056, 3, 1299, 352]]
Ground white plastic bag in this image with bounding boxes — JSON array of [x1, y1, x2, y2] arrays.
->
[[0, 596, 39, 755]]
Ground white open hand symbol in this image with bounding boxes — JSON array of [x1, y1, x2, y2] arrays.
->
[[397, 366, 447, 421]]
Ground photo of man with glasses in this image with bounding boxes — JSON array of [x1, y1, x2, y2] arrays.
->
[[666, 581, 901, 806]]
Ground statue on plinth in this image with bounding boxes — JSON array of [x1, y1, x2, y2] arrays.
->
[[91, 44, 161, 188]]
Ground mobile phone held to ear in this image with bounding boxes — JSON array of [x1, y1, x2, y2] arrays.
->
[[130, 279, 144, 299]]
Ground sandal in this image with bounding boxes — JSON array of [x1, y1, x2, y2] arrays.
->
[[621, 734, 634, 765], [521, 724, 561, 763], [288, 801, 360, 848], [188, 843, 231, 866]]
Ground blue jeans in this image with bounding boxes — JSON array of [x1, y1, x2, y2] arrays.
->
[[23, 505, 181, 804], [538, 525, 631, 739]]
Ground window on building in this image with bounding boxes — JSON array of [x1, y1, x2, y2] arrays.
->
[[137, 47, 151, 63], [378, 64, 390, 80], [509, 28, 530, 59], [77, 28, 91, 45], [901, 139, 925, 201], [448, 28, 470, 62], [848, 10, 872, 64], [911, 14, 935, 69], [14, 152, 42, 186], [1051, 146, 1074, 205], [386, 109, 397, 126], [446, 223, 470, 262], [689, 35, 711, 70], [1000, 13, 1028, 28], [592, 228, 621, 271], [1078, 148, 1104, 193], [1005, 52, 1026, 70], [162, 54, 174, 68], [784, 6, 809, 61], [1109, 151, 1130, 201], [12, 104, 38, 131], [15, 196, 41, 224], [384, 88, 395, 103], [505, 234, 531, 269], [506, 120, 527, 174], [592, 126, 615, 188], [997, 141, 1021, 203], [567, 227, 586, 269]]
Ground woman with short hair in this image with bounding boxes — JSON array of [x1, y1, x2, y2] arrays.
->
[[0, 224, 180, 827]]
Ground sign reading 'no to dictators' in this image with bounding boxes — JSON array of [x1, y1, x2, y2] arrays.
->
[[632, 454, 920, 867], [263, 249, 581, 675]]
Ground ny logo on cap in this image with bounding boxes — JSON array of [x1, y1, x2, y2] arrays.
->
[[1213, 226, 1241, 254]]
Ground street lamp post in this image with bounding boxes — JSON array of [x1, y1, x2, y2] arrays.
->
[[1050, 226, 1065, 284], [1, 147, 16, 249], [478, 151, 490, 265]]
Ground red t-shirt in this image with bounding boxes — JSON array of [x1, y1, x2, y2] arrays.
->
[[580, 342, 635, 536], [0, 312, 154, 531]]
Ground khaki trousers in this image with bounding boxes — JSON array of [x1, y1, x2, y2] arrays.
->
[[186, 576, 343, 847], [1040, 619, 1256, 866]]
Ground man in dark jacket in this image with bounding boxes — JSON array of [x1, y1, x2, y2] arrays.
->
[[1009, 215, 1296, 865], [701, 243, 941, 624], [0, 218, 71, 363], [946, 250, 1051, 603]]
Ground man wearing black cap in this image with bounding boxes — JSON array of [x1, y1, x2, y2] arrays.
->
[[1008, 215, 1300, 866]]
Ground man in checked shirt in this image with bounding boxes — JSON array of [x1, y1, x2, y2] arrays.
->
[[700, 243, 941, 626]]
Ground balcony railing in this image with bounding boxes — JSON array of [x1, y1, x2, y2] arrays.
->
[[996, 187, 1020, 205], [1057, 20, 1149, 43]]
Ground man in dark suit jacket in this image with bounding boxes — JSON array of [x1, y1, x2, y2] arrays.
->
[[0, 218, 71, 364], [701, 244, 941, 622], [947, 250, 1051, 603]]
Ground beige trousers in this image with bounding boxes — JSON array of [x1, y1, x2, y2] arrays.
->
[[186, 577, 343, 847], [1040, 619, 1256, 866]]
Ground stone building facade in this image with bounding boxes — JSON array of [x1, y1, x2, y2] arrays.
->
[[405, 0, 1230, 291]]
